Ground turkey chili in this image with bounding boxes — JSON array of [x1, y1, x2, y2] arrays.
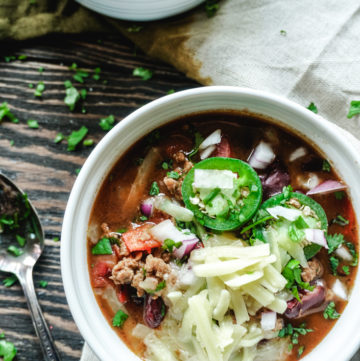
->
[[87, 111, 358, 361]]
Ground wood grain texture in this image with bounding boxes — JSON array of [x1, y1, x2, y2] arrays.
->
[[0, 33, 198, 360]]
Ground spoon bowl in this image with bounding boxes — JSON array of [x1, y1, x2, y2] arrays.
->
[[0, 173, 61, 361]]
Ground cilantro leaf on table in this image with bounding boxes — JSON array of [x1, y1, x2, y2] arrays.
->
[[347, 100, 360, 119], [27, 119, 39, 129], [92, 238, 113, 255], [34, 81, 45, 97], [39, 280, 48, 288], [112, 310, 128, 328], [64, 83, 80, 111], [67, 126, 88, 151], [15, 235, 26, 247], [3, 275, 17, 288], [0, 339, 17, 361], [133, 67, 153, 81], [0, 103, 18, 123], [99, 115, 115, 131]]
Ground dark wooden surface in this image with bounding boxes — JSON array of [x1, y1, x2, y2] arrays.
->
[[0, 33, 198, 360]]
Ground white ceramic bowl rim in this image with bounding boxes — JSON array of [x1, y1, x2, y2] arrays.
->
[[61, 86, 360, 361]]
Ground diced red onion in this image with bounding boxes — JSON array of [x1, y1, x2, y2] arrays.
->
[[335, 246, 353, 262], [304, 229, 328, 249], [289, 147, 307, 162], [332, 279, 348, 300], [199, 129, 221, 150], [173, 238, 199, 259], [261, 311, 277, 331], [140, 198, 154, 217], [306, 180, 347, 196], [200, 145, 216, 160], [248, 141, 275, 170], [266, 206, 302, 221]]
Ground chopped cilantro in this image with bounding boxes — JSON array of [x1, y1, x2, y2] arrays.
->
[[3, 275, 17, 288], [0, 333, 4, 339], [188, 131, 204, 159], [4, 56, 16, 62], [322, 160, 331, 172], [149, 181, 160, 196], [323, 301, 340, 319], [297, 345, 305, 358], [112, 310, 128, 327], [282, 259, 313, 292], [117, 228, 127, 234], [288, 222, 305, 243], [64, 85, 80, 111], [53, 236, 60, 242], [99, 115, 115, 131], [27, 119, 39, 129], [17, 54, 27, 60], [133, 67, 153, 81], [38, 66, 44, 73], [347, 100, 360, 119], [342, 265, 350, 275], [80, 88, 87, 100], [329, 256, 339, 275], [39, 280, 48, 288], [127, 25, 143, 32], [307, 102, 318, 113], [282, 185, 293, 200], [92, 238, 113, 255], [75, 168, 81, 175], [161, 161, 172, 170], [146, 130, 161, 145], [28, 83, 34, 88], [205, 0, 220, 17], [280, 29, 287, 36], [83, 139, 94, 147], [167, 171, 180, 179], [139, 215, 148, 222], [335, 191, 345, 200], [67, 126, 88, 151], [332, 214, 349, 226], [34, 81, 45, 97], [326, 233, 344, 253], [167, 89, 175, 94], [345, 241, 358, 266], [0, 103, 18, 123], [9, 140, 14, 146], [93, 68, 101, 80], [162, 239, 182, 253], [54, 133, 64, 144], [0, 339, 17, 361], [15, 235, 26, 247], [155, 280, 166, 291], [7, 245, 23, 257]]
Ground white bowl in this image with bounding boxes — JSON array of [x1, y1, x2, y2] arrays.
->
[[61, 86, 360, 361], [75, 0, 204, 21]]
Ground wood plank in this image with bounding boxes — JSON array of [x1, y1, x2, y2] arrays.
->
[[0, 33, 198, 360]]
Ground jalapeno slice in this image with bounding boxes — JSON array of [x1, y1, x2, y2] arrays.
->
[[254, 191, 328, 260], [182, 157, 262, 231]]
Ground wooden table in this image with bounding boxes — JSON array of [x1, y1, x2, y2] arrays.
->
[[0, 33, 198, 360]]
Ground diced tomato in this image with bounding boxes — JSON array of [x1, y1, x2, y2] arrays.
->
[[116, 285, 129, 304], [122, 224, 162, 253], [92, 261, 111, 288], [213, 136, 232, 158]]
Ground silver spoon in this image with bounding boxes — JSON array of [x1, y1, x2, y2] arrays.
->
[[0, 173, 61, 361]]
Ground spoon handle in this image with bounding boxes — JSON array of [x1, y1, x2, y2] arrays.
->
[[18, 266, 62, 361]]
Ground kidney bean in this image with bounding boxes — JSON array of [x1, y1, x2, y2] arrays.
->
[[143, 295, 166, 328]]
